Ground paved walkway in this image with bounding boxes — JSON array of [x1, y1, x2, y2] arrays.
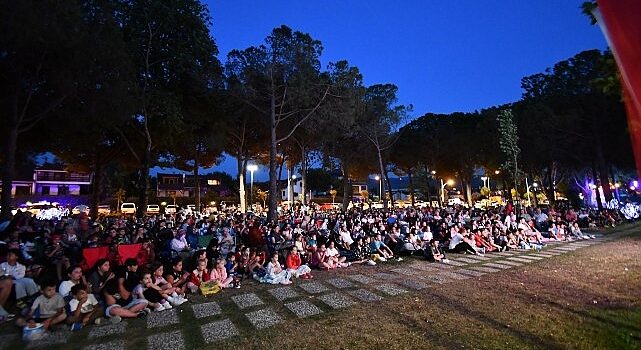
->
[[0, 236, 615, 350]]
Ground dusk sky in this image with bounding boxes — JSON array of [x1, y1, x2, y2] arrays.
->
[[155, 0, 608, 180]]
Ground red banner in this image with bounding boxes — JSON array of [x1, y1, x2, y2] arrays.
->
[[597, 0, 641, 178]]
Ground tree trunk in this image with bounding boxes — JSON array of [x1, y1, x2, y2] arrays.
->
[[0, 124, 18, 221], [138, 146, 150, 218], [287, 162, 294, 205], [423, 164, 432, 207], [194, 151, 201, 213], [385, 172, 394, 209], [300, 145, 307, 205], [341, 162, 350, 211], [408, 169, 415, 207], [546, 166, 555, 207], [591, 165, 603, 211], [596, 148, 613, 202], [376, 148, 389, 210], [268, 93, 278, 221], [237, 156, 246, 213], [90, 151, 102, 219], [464, 177, 473, 207]]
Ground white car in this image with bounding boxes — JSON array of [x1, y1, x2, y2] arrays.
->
[[165, 204, 178, 215], [146, 204, 160, 215], [121, 202, 137, 215], [97, 205, 111, 215], [72, 205, 90, 215]]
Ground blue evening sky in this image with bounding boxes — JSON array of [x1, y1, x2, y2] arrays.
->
[[156, 0, 607, 180]]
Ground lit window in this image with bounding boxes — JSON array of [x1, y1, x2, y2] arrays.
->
[[207, 179, 220, 186]]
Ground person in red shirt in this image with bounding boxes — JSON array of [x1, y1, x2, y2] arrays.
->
[[285, 246, 313, 279]]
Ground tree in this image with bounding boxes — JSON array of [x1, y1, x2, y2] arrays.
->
[[226, 25, 331, 220], [496, 108, 522, 203]]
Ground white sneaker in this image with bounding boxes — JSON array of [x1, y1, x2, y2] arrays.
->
[[367, 260, 376, 266], [378, 257, 387, 262], [163, 302, 173, 309], [396, 257, 403, 262], [155, 304, 165, 312], [172, 297, 187, 306], [442, 259, 450, 263]]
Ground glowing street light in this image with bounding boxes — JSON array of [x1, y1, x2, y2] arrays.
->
[[374, 175, 382, 202], [441, 179, 455, 204], [247, 164, 258, 209]]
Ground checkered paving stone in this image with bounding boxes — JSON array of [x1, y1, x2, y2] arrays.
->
[[429, 262, 454, 269], [88, 320, 128, 338], [482, 262, 513, 269], [374, 272, 399, 280], [443, 259, 467, 267], [348, 289, 383, 302], [492, 252, 516, 256], [245, 308, 284, 329], [26, 330, 71, 349], [556, 247, 579, 251], [518, 255, 544, 260], [201, 319, 239, 343], [398, 279, 430, 290], [147, 330, 184, 350], [456, 269, 487, 277], [83, 340, 125, 350], [147, 309, 180, 329], [437, 271, 470, 280], [285, 300, 324, 318], [506, 257, 534, 263], [298, 281, 330, 294], [325, 278, 356, 289], [448, 257, 480, 264], [469, 266, 501, 273], [374, 283, 408, 296], [268, 286, 300, 301], [408, 263, 444, 273], [495, 260, 523, 267], [420, 274, 452, 284], [463, 254, 492, 261], [348, 274, 377, 284], [529, 253, 556, 257], [318, 292, 357, 309], [192, 301, 222, 319], [232, 293, 264, 309], [391, 267, 421, 276]]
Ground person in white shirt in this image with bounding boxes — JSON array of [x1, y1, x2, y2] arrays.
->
[[68, 284, 102, 329], [325, 241, 348, 266], [170, 229, 190, 252], [1, 249, 39, 305]]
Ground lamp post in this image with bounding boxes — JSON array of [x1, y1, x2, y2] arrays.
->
[[247, 164, 258, 210], [291, 175, 297, 204], [440, 179, 455, 206], [374, 175, 382, 202]]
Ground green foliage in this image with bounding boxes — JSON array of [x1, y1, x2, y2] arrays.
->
[[496, 108, 522, 186]]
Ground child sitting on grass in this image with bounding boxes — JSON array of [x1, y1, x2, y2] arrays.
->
[[68, 284, 102, 331], [135, 272, 172, 312], [210, 258, 234, 289], [188, 260, 211, 294], [16, 279, 66, 331], [151, 263, 187, 306]]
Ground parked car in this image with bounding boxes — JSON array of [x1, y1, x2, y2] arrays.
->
[[146, 204, 160, 215], [120, 202, 137, 215], [72, 205, 90, 215], [165, 204, 178, 215], [97, 205, 111, 215]]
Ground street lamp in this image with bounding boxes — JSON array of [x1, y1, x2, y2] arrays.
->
[[247, 164, 258, 210], [374, 175, 382, 202], [441, 179, 455, 205], [480, 176, 489, 189]]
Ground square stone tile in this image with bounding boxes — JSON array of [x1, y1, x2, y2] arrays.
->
[[374, 283, 408, 296], [519, 255, 544, 260], [443, 259, 467, 266], [26, 330, 71, 349], [495, 260, 523, 267], [147, 330, 184, 350], [530, 253, 555, 257], [408, 262, 443, 272], [201, 319, 239, 343], [506, 257, 534, 263], [298, 281, 330, 294], [348, 289, 383, 302], [398, 279, 430, 290], [285, 300, 324, 318], [268, 286, 300, 301], [319, 292, 357, 309], [462, 254, 492, 261], [469, 266, 501, 273], [456, 269, 486, 277], [83, 340, 125, 350], [348, 274, 376, 284], [437, 271, 470, 280], [147, 309, 180, 328], [448, 257, 478, 264], [245, 308, 284, 329], [420, 274, 451, 284], [88, 320, 128, 338], [483, 263, 513, 269], [325, 278, 356, 289], [391, 267, 420, 276], [192, 302, 222, 319], [374, 272, 399, 280], [232, 293, 264, 309]]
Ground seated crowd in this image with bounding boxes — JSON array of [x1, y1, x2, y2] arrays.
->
[[0, 202, 628, 333]]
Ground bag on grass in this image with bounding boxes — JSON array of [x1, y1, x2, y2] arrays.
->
[[199, 280, 221, 297]]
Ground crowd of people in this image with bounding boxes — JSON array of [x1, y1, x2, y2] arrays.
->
[[0, 200, 632, 338]]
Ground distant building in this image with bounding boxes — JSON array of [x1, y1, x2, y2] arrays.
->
[[0, 165, 92, 198], [156, 173, 223, 198]]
